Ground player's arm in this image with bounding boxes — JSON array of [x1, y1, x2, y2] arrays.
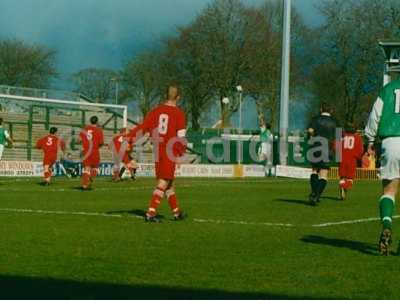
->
[[356, 135, 364, 159], [175, 112, 187, 157], [100, 130, 104, 147], [35, 138, 42, 150], [75, 131, 83, 145], [127, 125, 142, 143], [365, 96, 383, 151]]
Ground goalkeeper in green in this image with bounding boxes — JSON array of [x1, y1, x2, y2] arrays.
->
[[365, 78, 400, 255]]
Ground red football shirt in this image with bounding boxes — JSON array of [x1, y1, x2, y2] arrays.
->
[[79, 125, 104, 156], [36, 134, 66, 161], [137, 104, 186, 157], [341, 132, 364, 161], [112, 133, 130, 153]]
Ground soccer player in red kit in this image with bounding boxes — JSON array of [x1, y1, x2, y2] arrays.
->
[[78, 116, 104, 190], [110, 128, 137, 181], [338, 125, 364, 200], [130, 85, 186, 222], [36, 127, 66, 185]]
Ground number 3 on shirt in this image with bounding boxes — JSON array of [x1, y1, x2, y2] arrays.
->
[[395, 89, 400, 113], [158, 114, 169, 135]]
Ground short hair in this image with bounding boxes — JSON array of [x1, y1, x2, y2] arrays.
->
[[119, 128, 127, 134], [344, 122, 356, 133], [166, 85, 181, 100], [50, 127, 58, 134], [0, 118, 3, 125], [320, 102, 332, 114], [90, 116, 99, 125]]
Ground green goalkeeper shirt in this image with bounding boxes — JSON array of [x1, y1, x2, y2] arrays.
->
[[0, 127, 10, 146], [260, 127, 273, 143]]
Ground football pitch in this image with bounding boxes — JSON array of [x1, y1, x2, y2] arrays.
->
[[0, 177, 399, 300]]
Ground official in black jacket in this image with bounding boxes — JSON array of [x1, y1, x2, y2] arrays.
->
[[307, 102, 338, 205]]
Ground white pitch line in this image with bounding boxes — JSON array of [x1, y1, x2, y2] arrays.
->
[[0, 208, 124, 219], [0, 207, 294, 227], [312, 215, 400, 228], [193, 218, 294, 227], [0, 207, 398, 228]]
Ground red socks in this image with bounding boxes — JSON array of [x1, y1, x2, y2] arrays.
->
[[81, 171, 91, 189], [44, 170, 52, 183], [90, 168, 98, 178], [166, 190, 180, 216], [339, 179, 353, 190], [146, 188, 181, 218], [147, 188, 165, 217]]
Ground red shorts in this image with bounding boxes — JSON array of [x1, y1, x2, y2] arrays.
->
[[43, 157, 56, 167], [83, 152, 100, 168], [155, 154, 176, 180], [122, 153, 131, 165], [339, 159, 357, 179]]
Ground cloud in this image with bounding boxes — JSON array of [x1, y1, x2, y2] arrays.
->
[[0, 0, 324, 89], [0, 0, 211, 76]]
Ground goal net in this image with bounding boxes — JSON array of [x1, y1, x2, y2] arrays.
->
[[0, 90, 130, 164]]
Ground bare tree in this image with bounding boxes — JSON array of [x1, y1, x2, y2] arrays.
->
[[121, 52, 165, 117], [0, 39, 57, 88], [72, 68, 119, 103], [310, 0, 400, 126]]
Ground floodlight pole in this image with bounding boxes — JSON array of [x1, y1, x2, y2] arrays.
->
[[237, 86, 243, 165], [111, 77, 119, 105], [279, 0, 291, 166]]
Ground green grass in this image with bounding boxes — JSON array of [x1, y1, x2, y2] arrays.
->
[[0, 177, 398, 299]]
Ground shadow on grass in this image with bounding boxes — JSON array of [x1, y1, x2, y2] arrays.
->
[[319, 196, 340, 201], [71, 186, 94, 191], [301, 235, 379, 256], [0, 274, 350, 300], [274, 198, 312, 206], [106, 209, 165, 220]]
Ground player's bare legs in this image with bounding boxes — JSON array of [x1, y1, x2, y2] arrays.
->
[[119, 160, 137, 180], [43, 164, 52, 185], [81, 166, 92, 190], [126, 160, 137, 180], [112, 163, 121, 182], [378, 179, 398, 255]]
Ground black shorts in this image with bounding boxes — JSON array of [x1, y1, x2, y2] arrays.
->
[[311, 161, 332, 171], [309, 150, 336, 171]]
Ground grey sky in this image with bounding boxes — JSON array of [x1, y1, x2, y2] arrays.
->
[[0, 0, 324, 86]]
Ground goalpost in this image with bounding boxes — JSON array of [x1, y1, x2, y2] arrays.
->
[[0, 94, 128, 127], [0, 92, 130, 162]]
